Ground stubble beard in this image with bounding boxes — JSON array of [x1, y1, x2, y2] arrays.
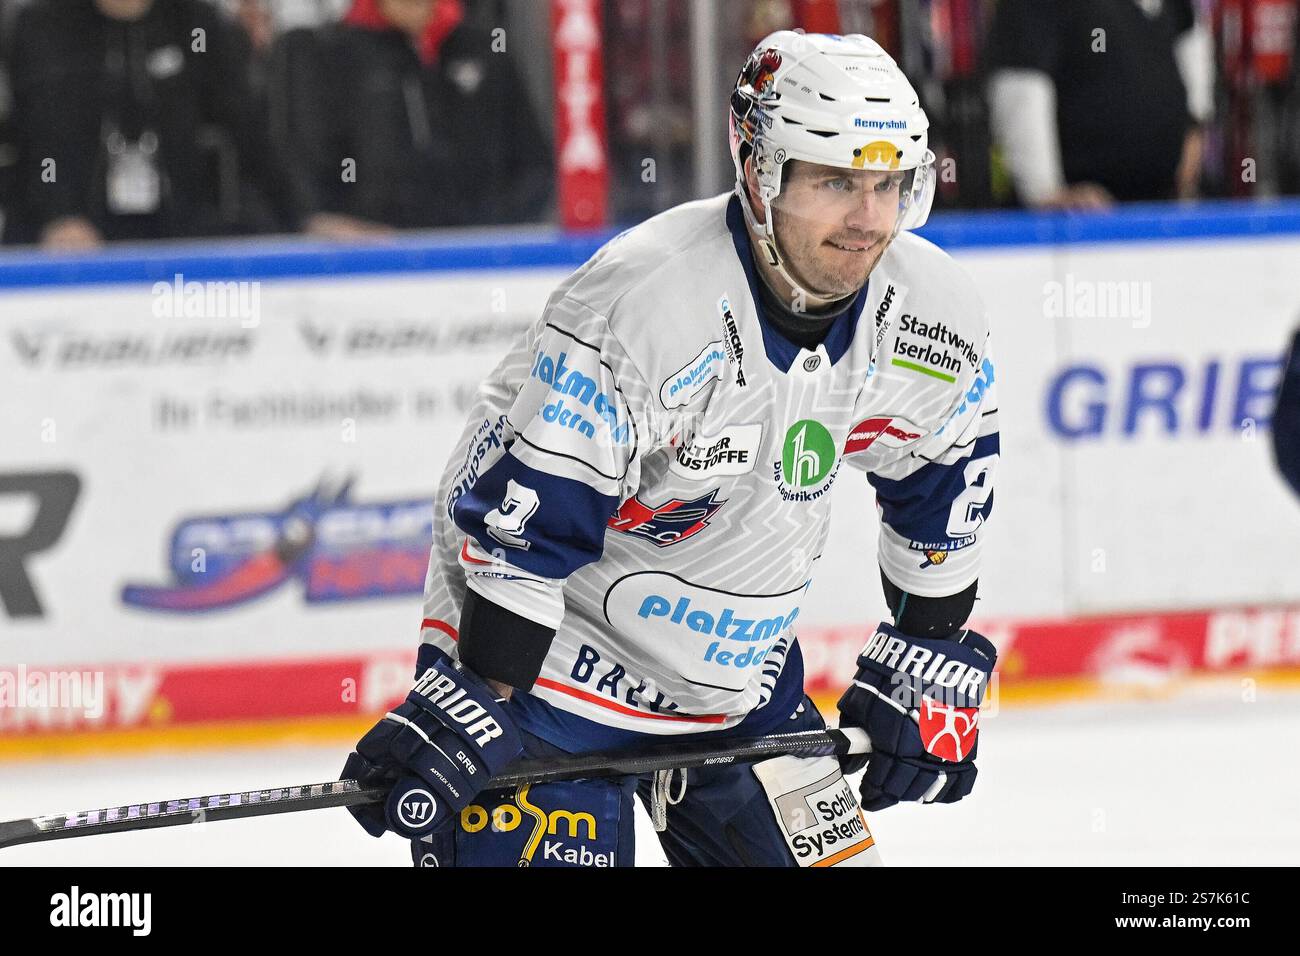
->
[[773, 210, 889, 302]]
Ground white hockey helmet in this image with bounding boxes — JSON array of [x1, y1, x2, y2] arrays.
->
[[729, 32, 936, 292]]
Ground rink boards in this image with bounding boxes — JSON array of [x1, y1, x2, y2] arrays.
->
[[3, 202, 1300, 750]]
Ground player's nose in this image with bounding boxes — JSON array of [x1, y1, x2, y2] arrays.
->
[[843, 188, 892, 234]]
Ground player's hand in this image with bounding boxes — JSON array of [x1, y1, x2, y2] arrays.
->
[[837, 623, 996, 811], [40, 216, 104, 251], [341, 645, 523, 839], [1037, 182, 1114, 211]]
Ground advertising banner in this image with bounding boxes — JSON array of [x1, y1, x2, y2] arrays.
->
[[3, 220, 1300, 747]]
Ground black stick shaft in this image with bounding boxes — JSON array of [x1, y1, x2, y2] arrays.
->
[[0, 727, 870, 850]]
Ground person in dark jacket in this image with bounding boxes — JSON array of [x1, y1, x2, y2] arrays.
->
[[5, 0, 294, 248], [985, 0, 1213, 209], [278, 0, 552, 236]]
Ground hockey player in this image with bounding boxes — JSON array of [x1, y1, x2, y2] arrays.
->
[[342, 31, 1000, 867]]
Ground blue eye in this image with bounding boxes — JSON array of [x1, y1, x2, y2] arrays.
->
[[876, 177, 902, 192], [825, 178, 852, 192]]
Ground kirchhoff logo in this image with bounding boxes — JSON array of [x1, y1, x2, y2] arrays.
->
[[874, 283, 896, 350], [718, 296, 747, 386], [49, 886, 151, 936]]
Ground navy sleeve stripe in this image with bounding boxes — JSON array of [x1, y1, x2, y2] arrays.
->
[[870, 432, 1000, 545], [452, 449, 620, 580]]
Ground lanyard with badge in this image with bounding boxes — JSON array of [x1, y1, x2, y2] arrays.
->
[[102, 28, 165, 216]]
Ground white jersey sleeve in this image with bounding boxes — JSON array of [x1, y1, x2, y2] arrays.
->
[[443, 292, 659, 631], [865, 343, 998, 597], [844, 232, 1000, 598]]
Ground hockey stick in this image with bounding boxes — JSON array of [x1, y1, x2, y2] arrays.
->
[[0, 727, 871, 850]]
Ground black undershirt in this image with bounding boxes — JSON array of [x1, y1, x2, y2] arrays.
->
[[753, 257, 856, 351]]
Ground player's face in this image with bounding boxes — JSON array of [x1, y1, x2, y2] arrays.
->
[[771, 161, 904, 299]]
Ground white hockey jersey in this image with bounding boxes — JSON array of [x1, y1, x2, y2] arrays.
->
[[420, 193, 999, 742]]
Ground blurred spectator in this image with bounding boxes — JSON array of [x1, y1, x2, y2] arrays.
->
[[229, 0, 272, 54], [4, 0, 295, 248], [274, 0, 551, 236], [213, 0, 352, 44], [986, 0, 1214, 209], [1215, 0, 1300, 198], [0, 2, 17, 237], [604, 0, 693, 222]]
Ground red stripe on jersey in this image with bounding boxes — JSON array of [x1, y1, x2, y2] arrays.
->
[[533, 677, 729, 724], [460, 540, 492, 566], [420, 618, 459, 642]]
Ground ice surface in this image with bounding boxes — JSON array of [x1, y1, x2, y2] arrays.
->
[[3, 687, 1297, 866]]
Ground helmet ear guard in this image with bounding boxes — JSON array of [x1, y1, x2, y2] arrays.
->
[[895, 152, 936, 233]]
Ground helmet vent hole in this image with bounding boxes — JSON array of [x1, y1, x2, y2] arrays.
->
[[807, 129, 839, 138]]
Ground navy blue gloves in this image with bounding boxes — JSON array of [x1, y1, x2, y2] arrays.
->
[[342, 644, 523, 839], [838, 622, 997, 811]]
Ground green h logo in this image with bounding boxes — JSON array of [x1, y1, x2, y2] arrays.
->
[[781, 420, 835, 487]]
